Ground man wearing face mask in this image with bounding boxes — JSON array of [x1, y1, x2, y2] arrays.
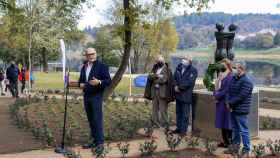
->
[[173, 55, 198, 136], [78, 48, 111, 154], [6, 61, 19, 98], [226, 62, 253, 158], [144, 55, 173, 129]]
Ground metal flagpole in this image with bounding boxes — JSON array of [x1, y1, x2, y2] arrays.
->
[[55, 39, 68, 154], [128, 58, 132, 97]]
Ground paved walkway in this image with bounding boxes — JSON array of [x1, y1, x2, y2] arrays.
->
[[0, 97, 43, 154], [0, 128, 279, 158]]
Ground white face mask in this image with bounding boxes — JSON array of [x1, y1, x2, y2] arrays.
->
[[181, 59, 190, 66], [232, 69, 238, 76]]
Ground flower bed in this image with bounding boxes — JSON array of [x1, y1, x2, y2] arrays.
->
[[9, 97, 176, 147]]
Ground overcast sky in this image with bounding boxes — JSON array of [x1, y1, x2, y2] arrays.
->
[[78, 0, 280, 29]]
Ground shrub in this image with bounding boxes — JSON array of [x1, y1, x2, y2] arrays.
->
[[139, 139, 158, 156], [205, 139, 218, 155], [165, 131, 182, 152], [143, 118, 154, 137], [253, 144, 266, 158], [117, 142, 130, 158], [266, 139, 280, 156], [186, 136, 200, 149]]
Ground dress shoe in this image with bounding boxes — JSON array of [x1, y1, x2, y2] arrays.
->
[[82, 143, 95, 149]]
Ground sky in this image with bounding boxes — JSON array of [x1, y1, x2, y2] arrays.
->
[[78, 0, 280, 29]]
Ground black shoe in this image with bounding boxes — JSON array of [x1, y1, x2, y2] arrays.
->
[[94, 144, 105, 157], [240, 150, 250, 158], [82, 143, 94, 149], [172, 129, 180, 134], [218, 142, 228, 148], [224, 144, 240, 155]]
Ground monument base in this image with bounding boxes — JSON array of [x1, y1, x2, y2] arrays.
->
[[192, 89, 259, 140]]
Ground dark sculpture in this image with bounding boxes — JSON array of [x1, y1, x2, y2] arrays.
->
[[204, 23, 238, 91], [214, 23, 237, 62]]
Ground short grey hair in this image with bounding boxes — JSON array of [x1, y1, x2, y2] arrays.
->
[[157, 54, 165, 62], [183, 54, 193, 61], [234, 60, 247, 71], [85, 48, 96, 54]]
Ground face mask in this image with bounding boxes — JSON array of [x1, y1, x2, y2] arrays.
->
[[156, 61, 164, 67], [181, 59, 190, 66], [232, 69, 238, 76]]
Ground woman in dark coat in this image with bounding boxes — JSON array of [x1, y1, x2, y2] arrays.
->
[[213, 59, 233, 148]]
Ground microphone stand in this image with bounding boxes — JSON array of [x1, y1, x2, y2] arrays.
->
[[55, 68, 70, 154]]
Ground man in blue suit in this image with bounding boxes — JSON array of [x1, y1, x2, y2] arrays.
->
[[78, 48, 111, 152], [173, 55, 197, 136]]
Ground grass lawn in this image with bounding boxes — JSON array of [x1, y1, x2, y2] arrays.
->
[[33, 72, 145, 95]]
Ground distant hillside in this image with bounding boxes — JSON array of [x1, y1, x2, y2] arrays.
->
[[83, 12, 280, 49], [172, 12, 280, 49], [173, 12, 280, 33]]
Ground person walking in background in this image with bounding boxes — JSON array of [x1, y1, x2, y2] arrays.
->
[[19, 67, 26, 94], [0, 68, 5, 96], [78, 48, 111, 154], [226, 62, 253, 158], [144, 55, 174, 129], [6, 61, 19, 98], [213, 59, 233, 148], [173, 55, 197, 137]]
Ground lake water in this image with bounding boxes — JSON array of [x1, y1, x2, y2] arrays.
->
[[171, 56, 280, 87]]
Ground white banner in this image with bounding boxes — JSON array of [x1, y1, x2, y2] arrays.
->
[[59, 39, 67, 87]]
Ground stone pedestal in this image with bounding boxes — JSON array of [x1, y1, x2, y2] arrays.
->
[[192, 89, 259, 140]]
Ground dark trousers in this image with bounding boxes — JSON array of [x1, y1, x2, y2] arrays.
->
[[21, 81, 25, 93], [84, 95, 104, 146], [176, 100, 191, 133], [9, 81, 18, 97], [221, 128, 232, 145]]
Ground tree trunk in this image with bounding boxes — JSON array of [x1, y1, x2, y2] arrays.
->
[[104, 0, 131, 98], [132, 50, 140, 73], [144, 50, 152, 73], [42, 47, 48, 72]]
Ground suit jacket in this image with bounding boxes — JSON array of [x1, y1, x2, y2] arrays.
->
[[144, 64, 174, 102], [78, 60, 111, 96], [173, 63, 197, 104]]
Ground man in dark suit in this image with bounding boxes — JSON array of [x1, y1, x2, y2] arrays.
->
[[78, 48, 111, 152], [173, 55, 197, 136]]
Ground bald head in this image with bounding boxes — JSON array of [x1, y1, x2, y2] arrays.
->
[[181, 54, 192, 66], [156, 55, 165, 63], [183, 54, 192, 61]]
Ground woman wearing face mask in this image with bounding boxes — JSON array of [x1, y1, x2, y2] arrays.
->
[[213, 58, 233, 148]]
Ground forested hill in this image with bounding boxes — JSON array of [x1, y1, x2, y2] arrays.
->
[[172, 12, 280, 49], [173, 12, 280, 33], [84, 12, 280, 49]]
